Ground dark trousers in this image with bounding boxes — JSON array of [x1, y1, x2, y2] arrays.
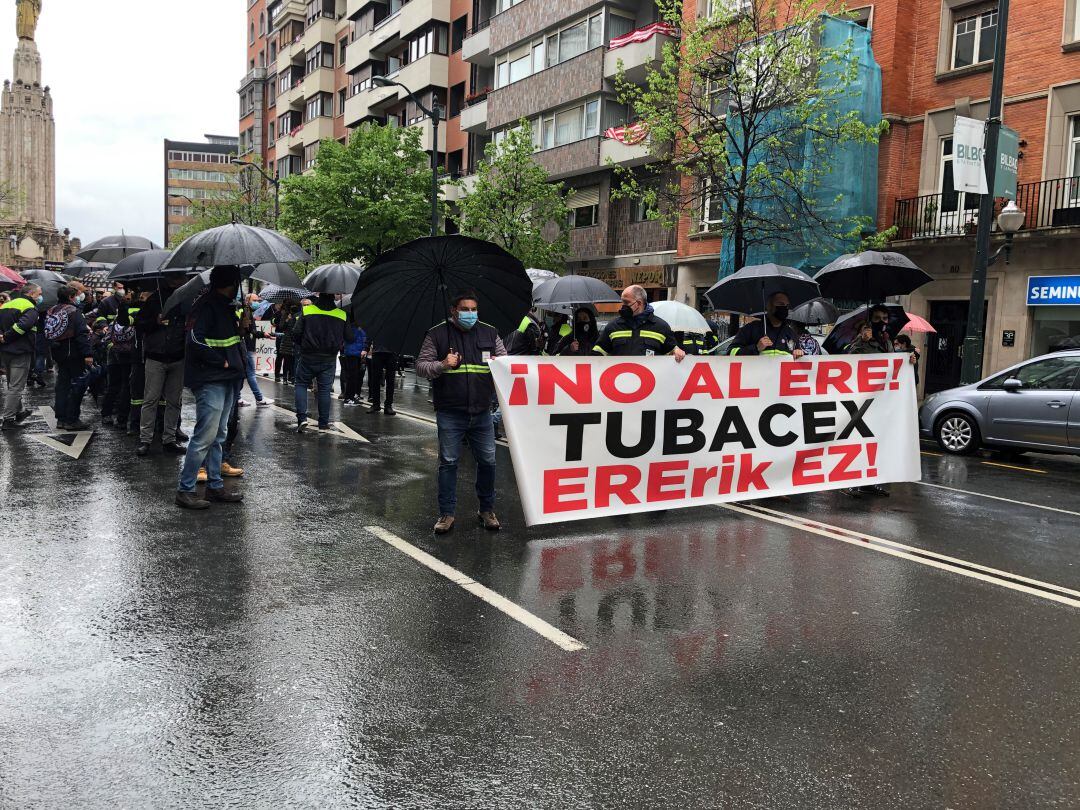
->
[[128, 361, 145, 430], [341, 355, 365, 400], [53, 356, 90, 424], [101, 359, 132, 421], [368, 352, 397, 408]]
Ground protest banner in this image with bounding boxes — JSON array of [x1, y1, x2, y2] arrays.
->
[[491, 355, 921, 526], [254, 337, 277, 376]]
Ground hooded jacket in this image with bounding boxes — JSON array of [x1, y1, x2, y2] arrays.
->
[[184, 289, 245, 388]]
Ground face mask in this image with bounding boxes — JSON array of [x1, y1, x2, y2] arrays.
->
[[871, 320, 886, 334], [619, 305, 634, 320], [458, 311, 478, 329], [36, 295, 43, 305], [74, 293, 85, 305], [580, 323, 591, 332], [773, 305, 789, 321]]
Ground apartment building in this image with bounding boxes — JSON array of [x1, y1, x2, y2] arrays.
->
[[163, 136, 240, 245]]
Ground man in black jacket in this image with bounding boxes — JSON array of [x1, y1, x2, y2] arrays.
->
[[729, 292, 805, 358], [48, 284, 95, 431], [135, 274, 188, 456], [0, 282, 41, 430], [593, 285, 686, 361], [293, 293, 351, 431], [176, 266, 246, 510]]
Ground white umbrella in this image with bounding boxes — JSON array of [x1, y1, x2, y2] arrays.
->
[[653, 300, 712, 333]]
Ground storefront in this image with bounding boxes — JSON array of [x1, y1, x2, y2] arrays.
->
[[1026, 276, 1080, 354], [576, 265, 671, 303]]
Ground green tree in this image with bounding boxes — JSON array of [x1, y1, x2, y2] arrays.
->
[[278, 124, 432, 264], [454, 121, 570, 272], [169, 159, 277, 247], [613, 0, 887, 271]]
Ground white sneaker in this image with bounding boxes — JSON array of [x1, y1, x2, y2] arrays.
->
[[237, 399, 251, 407], [257, 398, 274, 406]]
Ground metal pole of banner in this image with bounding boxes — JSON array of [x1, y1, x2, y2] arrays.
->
[[960, 0, 1009, 385]]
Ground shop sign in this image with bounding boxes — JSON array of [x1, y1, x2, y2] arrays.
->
[[1026, 275, 1080, 306], [1002, 330, 1016, 347], [953, 116, 987, 194]]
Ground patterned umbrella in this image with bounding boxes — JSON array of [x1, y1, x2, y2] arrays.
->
[[258, 283, 310, 303]]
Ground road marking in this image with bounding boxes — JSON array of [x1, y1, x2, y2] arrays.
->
[[917, 481, 1080, 519], [724, 502, 1080, 610], [30, 430, 93, 459], [920, 451, 943, 457], [366, 525, 587, 652], [38, 405, 57, 431], [330, 421, 370, 443], [980, 460, 1047, 474]]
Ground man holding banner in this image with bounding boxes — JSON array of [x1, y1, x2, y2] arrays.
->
[[593, 285, 686, 361], [416, 291, 507, 535]]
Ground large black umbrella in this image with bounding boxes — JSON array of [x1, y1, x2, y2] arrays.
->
[[532, 275, 620, 307], [161, 268, 256, 318], [705, 263, 820, 315], [66, 257, 114, 278], [251, 262, 307, 288], [350, 235, 531, 355], [18, 268, 68, 307], [107, 249, 187, 282], [822, 304, 909, 355], [77, 234, 160, 264], [164, 224, 311, 270], [303, 263, 363, 295], [815, 251, 932, 303], [789, 297, 840, 326]]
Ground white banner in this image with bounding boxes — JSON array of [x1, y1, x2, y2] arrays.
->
[[953, 115, 988, 195], [492, 355, 922, 526]]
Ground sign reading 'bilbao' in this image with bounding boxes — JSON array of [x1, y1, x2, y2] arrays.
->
[[491, 356, 922, 526]]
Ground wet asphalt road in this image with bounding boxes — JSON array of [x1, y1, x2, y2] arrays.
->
[[1, 372, 1079, 808]]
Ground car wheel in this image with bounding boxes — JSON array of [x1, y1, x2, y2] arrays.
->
[[936, 412, 980, 455]]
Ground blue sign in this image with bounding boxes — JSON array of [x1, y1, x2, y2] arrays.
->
[[1027, 276, 1080, 306]]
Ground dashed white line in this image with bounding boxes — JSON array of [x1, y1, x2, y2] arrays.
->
[[366, 525, 587, 652]]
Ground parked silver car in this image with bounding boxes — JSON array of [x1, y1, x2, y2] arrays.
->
[[919, 350, 1080, 455]]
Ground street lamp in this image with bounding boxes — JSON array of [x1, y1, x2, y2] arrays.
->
[[372, 75, 441, 237], [992, 200, 1025, 265], [231, 158, 280, 227]]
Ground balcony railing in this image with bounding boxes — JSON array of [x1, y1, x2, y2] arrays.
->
[[468, 18, 491, 36], [893, 176, 1080, 240]]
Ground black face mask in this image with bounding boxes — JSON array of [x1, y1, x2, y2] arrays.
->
[[871, 320, 886, 334], [773, 306, 789, 322], [619, 305, 634, 320], [579, 322, 591, 331]]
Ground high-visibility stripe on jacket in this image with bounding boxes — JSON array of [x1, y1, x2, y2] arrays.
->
[[592, 310, 677, 357], [0, 296, 39, 354], [294, 304, 349, 356]]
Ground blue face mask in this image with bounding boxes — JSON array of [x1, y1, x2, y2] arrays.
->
[[36, 295, 43, 305], [458, 311, 478, 329], [74, 293, 85, 305]]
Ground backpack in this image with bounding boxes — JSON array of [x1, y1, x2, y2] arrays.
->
[[109, 320, 137, 354], [43, 304, 76, 342]]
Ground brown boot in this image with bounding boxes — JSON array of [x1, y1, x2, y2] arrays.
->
[[433, 514, 455, 534], [477, 511, 501, 531]]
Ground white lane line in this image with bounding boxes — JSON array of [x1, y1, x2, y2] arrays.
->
[[366, 525, 587, 652], [723, 503, 1080, 610], [917, 481, 1080, 519]]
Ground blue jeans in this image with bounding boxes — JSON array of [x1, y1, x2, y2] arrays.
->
[[178, 382, 235, 493], [294, 355, 335, 427], [436, 408, 496, 516], [244, 351, 264, 402]]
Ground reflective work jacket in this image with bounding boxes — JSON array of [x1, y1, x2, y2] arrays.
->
[[184, 290, 245, 389], [0, 295, 39, 355], [294, 303, 351, 357], [729, 320, 799, 357], [427, 320, 501, 415], [593, 311, 677, 357]]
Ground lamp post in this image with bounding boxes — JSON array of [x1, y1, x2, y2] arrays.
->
[[372, 76, 441, 237], [231, 158, 281, 227], [960, 0, 1012, 385]]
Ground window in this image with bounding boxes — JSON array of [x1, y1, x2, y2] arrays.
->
[[306, 42, 334, 74], [509, 53, 530, 82], [567, 188, 602, 228], [168, 169, 232, 182], [407, 23, 449, 63], [495, 0, 525, 12], [531, 97, 602, 149], [258, 49, 266, 68], [339, 37, 349, 65], [304, 142, 320, 171], [306, 0, 335, 26], [632, 194, 657, 222], [168, 205, 191, 218], [569, 204, 600, 228], [938, 136, 980, 228], [608, 14, 635, 42], [952, 8, 997, 69], [982, 357, 1080, 390], [452, 16, 467, 52], [700, 178, 723, 230], [269, 122, 276, 145], [277, 155, 303, 178], [705, 75, 731, 118], [337, 88, 347, 116], [306, 92, 333, 121], [449, 82, 466, 118], [250, 22, 255, 45], [496, 13, 603, 88], [259, 12, 266, 35], [270, 41, 277, 63]]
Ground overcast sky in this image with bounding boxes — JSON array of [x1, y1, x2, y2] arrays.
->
[[0, 2, 244, 247]]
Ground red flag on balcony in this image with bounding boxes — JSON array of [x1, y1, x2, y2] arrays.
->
[[607, 22, 678, 50], [603, 122, 649, 145]]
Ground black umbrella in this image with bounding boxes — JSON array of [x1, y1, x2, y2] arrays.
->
[[705, 263, 820, 315], [251, 262, 307, 288], [77, 234, 160, 264], [815, 251, 932, 303], [163, 224, 311, 270], [107, 249, 189, 282], [532, 275, 620, 307], [822, 304, 910, 355], [18, 268, 68, 307], [258, 283, 309, 303], [66, 257, 114, 278], [788, 297, 840, 326], [303, 263, 363, 295], [350, 235, 531, 355], [161, 267, 256, 318]]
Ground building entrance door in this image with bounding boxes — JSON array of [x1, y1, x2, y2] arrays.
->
[[924, 300, 987, 394]]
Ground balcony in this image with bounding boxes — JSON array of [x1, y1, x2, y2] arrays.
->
[[416, 120, 446, 153], [488, 48, 604, 130], [238, 67, 268, 92], [369, 12, 402, 55], [893, 176, 1080, 241], [302, 66, 337, 98], [301, 116, 336, 145], [397, 53, 449, 96], [277, 77, 305, 110], [461, 22, 491, 65], [603, 29, 676, 85], [600, 135, 652, 168], [459, 98, 488, 133], [302, 16, 338, 52], [400, 0, 450, 39], [343, 82, 399, 126], [533, 136, 602, 181], [345, 29, 372, 73]]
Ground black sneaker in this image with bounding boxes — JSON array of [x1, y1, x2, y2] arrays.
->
[[206, 487, 244, 503], [162, 442, 188, 455], [175, 490, 210, 510], [135, 442, 151, 457], [840, 488, 863, 499], [14, 409, 32, 423], [384, 406, 396, 416], [297, 418, 309, 433], [0, 418, 15, 431], [366, 405, 381, 414], [175, 428, 189, 442]]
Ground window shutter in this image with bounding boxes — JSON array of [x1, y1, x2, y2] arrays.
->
[[566, 186, 601, 209]]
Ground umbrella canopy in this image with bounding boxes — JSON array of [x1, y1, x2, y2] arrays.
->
[[18, 268, 69, 307], [251, 262, 307, 288], [0, 264, 25, 292], [900, 313, 936, 334], [350, 235, 531, 355], [304, 263, 364, 295], [161, 270, 212, 318], [532, 275, 620, 307], [107, 249, 182, 282], [526, 268, 558, 286], [705, 263, 820, 315], [79, 270, 113, 291], [652, 300, 712, 333], [788, 297, 840, 326], [164, 224, 311, 270], [815, 251, 932, 302], [258, 283, 309, 303], [77, 234, 160, 264], [823, 304, 910, 355], [66, 257, 115, 278]]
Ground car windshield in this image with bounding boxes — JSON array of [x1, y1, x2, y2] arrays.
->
[[981, 355, 1080, 390]]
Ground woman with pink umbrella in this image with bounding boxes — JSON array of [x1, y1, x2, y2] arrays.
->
[[897, 312, 934, 386]]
